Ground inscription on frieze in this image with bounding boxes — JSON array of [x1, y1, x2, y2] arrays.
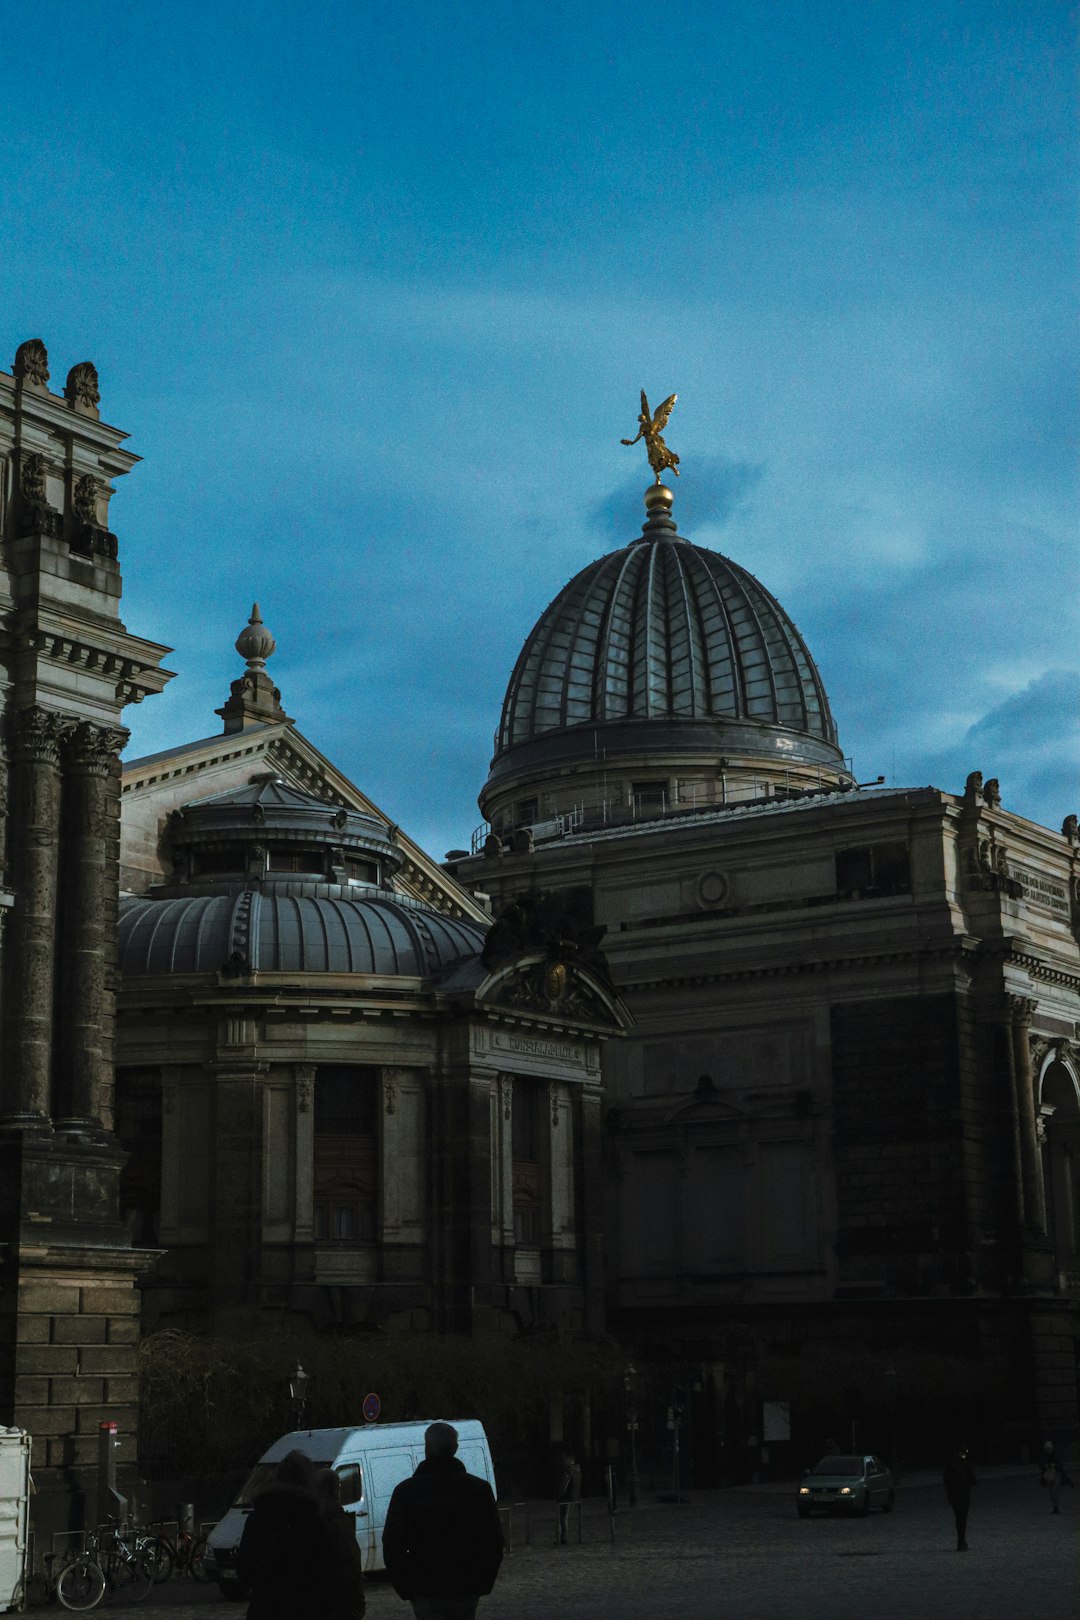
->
[[491, 1030, 582, 1064], [1010, 864, 1070, 916]]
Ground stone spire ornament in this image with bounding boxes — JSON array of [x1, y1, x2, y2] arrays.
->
[[216, 603, 293, 735]]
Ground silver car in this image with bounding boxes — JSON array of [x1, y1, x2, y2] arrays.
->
[[797, 1454, 895, 1517]]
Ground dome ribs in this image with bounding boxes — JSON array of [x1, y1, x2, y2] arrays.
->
[[596, 545, 642, 720], [691, 548, 744, 718]]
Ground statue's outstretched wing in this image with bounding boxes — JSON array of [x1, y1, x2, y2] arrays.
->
[[640, 389, 650, 421], [652, 393, 677, 432]]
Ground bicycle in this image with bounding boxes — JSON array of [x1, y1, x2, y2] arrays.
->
[[43, 1550, 106, 1613], [143, 1518, 209, 1582], [86, 1519, 154, 1603]]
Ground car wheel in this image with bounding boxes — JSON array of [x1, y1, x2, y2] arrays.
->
[[882, 1491, 895, 1513], [858, 1495, 870, 1517], [797, 1506, 810, 1518]]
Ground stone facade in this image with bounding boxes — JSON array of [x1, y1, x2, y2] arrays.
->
[[0, 342, 172, 1525], [116, 649, 629, 1345], [450, 489, 1080, 1473]]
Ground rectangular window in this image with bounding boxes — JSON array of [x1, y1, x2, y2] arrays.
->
[[192, 849, 244, 876], [836, 842, 911, 899], [334, 1464, 364, 1506], [314, 1067, 378, 1245], [512, 1081, 543, 1246], [632, 780, 669, 814], [268, 848, 327, 874], [115, 1067, 162, 1246], [515, 798, 539, 827]]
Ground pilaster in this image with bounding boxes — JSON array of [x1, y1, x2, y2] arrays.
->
[[54, 722, 128, 1130], [2, 706, 71, 1124]]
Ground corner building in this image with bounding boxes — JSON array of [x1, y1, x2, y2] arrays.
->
[[452, 482, 1080, 1471], [0, 342, 172, 1526], [116, 614, 629, 1343]]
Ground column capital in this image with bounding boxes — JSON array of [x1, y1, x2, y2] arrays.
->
[[1007, 994, 1039, 1029], [10, 705, 73, 765], [64, 720, 129, 776]]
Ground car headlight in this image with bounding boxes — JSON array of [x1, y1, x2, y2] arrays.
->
[[839, 1487, 852, 1495], [799, 1487, 810, 1495]]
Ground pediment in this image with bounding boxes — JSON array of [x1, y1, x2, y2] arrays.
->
[[478, 951, 631, 1035]]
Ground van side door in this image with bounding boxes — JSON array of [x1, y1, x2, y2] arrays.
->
[[366, 1449, 421, 1572], [334, 1462, 373, 1573]]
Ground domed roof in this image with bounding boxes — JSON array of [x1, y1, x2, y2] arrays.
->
[[486, 489, 844, 797], [118, 891, 486, 978]]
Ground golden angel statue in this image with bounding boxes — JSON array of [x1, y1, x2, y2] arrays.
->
[[621, 390, 680, 480]]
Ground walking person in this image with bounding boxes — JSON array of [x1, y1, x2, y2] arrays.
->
[[237, 1449, 334, 1619], [1040, 1441, 1072, 1513], [943, 1444, 977, 1552], [315, 1466, 366, 1618], [382, 1421, 503, 1620], [557, 1452, 582, 1545]]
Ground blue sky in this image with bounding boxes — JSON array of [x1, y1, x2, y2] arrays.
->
[[2, 1, 1076, 856]]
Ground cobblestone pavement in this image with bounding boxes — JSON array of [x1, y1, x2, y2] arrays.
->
[[126, 1473, 1076, 1620]]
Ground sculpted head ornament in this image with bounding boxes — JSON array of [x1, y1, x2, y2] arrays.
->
[[13, 339, 50, 387]]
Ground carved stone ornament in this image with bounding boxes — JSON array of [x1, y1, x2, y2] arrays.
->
[[11, 705, 72, 764], [545, 960, 568, 1004], [963, 770, 984, 803], [65, 720, 128, 776], [72, 473, 99, 524], [13, 339, 49, 387], [984, 777, 1002, 808], [295, 1066, 315, 1113], [1008, 994, 1039, 1028], [500, 1074, 513, 1121], [383, 1067, 404, 1116], [64, 361, 100, 408], [20, 452, 47, 505], [550, 1081, 561, 1128]]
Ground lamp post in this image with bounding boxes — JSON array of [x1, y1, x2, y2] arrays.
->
[[289, 1361, 310, 1429], [623, 1363, 640, 1507]]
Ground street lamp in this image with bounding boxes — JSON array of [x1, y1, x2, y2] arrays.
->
[[289, 1361, 310, 1429], [623, 1363, 640, 1507]]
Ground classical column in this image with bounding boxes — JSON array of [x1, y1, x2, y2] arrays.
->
[[1051, 1143, 1077, 1265], [1010, 998, 1047, 1234], [54, 722, 127, 1130], [1, 707, 70, 1125]]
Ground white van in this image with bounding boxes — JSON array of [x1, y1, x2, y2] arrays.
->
[[204, 1419, 496, 1597]]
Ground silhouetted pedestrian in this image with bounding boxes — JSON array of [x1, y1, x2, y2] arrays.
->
[[315, 1466, 366, 1618], [1040, 1441, 1072, 1513], [382, 1421, 503, 1620], [943, 1445, 977, 1551], [238, 1449, 334, 1620], [557, 1452, 582, 1545]]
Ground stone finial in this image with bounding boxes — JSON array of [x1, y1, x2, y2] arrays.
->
[[235, 603, 276, 671], [13, 339, 49, 387], [65, 361, 100, 413], [216, 602, 292, 736], [1062, 815, 1078, 843], [983, 777, 1002, 808], [963, 770, 984, 805]]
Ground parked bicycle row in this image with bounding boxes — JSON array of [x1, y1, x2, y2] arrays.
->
[[41, 1515, 209, 1612]]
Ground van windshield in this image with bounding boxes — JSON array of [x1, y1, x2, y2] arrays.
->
[[233, 1459, 333, 1508]]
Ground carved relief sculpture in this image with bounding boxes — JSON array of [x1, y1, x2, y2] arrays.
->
[[20, 453, 47, 506], [72, 474, 100, 525], [12, 339, 49, 387], [64, 361, 101, 409]]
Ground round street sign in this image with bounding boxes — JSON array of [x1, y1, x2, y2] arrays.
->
[[362, 1392, 381, 1423]]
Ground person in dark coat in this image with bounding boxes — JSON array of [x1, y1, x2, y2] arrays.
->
[[315, 1467, 366, 1618], [237, 1450, 335, 1620], [557, 1453, 582, 1545], [943, 1445, 977, 1551], [382, 1422, 503, 1620]]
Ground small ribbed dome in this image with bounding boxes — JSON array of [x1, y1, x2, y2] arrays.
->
[[119, 892, 486, 978], [499, 536, 835, 751]]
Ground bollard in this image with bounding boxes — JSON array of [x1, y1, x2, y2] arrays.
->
[[178, 1503, 195, 1536], [96, 1422, 126, 1528]]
